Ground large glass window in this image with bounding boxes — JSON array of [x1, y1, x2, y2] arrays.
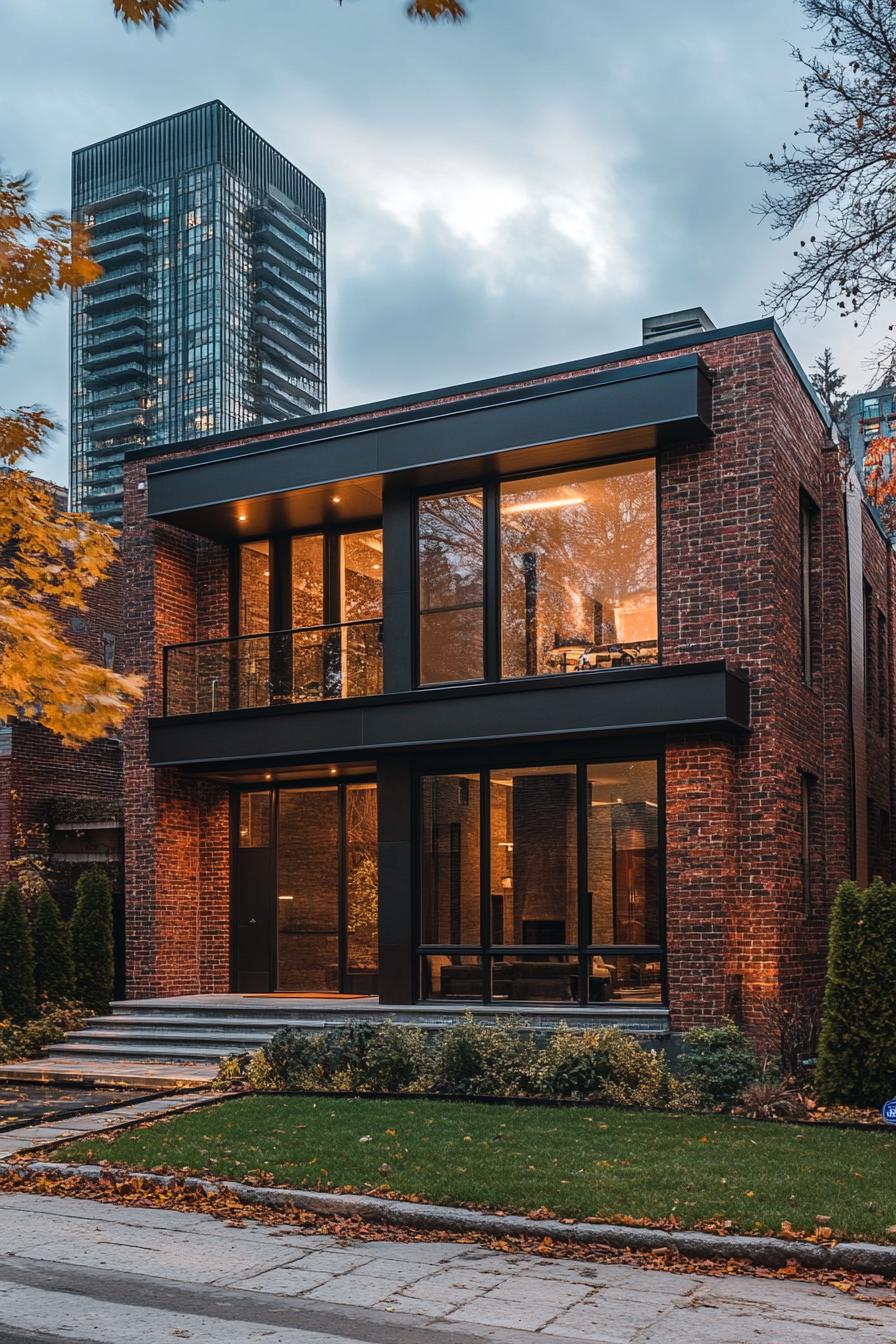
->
[[418, 490, 484, 684], [419, 756, 663, 1004], [238, 539, 270, 635], [490, 766, 577, 947], [501, 459, 657, 678], [291, 534, 324, 629], [341, 530, 383, 621], [420, 773, 481, 945]]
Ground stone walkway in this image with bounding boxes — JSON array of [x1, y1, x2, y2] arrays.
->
[[0, 1191, 893, 1342], [0, 1090, 219, 1160]]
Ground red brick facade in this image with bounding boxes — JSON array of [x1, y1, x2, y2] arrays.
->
[[121, 324, 896, 1030], [1, 561, 125, 915]]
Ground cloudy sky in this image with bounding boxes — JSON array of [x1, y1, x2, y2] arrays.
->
[[0, 0, 881, 487]]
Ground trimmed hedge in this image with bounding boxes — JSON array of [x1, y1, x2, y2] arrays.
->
[[218, 1016, 700, 1110], [817, 879, 896, 1108]]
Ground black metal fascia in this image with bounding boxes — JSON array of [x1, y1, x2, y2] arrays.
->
[[147, 661, 749, 770], [145, 354, 713, 526]]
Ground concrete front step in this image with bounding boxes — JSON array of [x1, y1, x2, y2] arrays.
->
[[0, 1057, 218, 1087]]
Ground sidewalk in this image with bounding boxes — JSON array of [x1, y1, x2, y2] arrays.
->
[[0, 1189, 893, 1342]]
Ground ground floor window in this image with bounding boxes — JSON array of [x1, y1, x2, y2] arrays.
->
[[419, 756, 662, 1004]]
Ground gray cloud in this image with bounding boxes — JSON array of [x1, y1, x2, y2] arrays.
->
[[0, 0, 875, 486]]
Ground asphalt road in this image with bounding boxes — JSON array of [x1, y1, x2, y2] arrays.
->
[[0, 1191, 893, 1343]]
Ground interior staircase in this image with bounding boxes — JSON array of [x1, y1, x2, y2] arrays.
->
[[0, 996, 671, 1087]]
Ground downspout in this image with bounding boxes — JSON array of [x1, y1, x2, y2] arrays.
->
[[842, 456, 868, 886]]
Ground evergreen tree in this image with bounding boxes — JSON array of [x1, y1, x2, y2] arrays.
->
[[858, 880, 896, 1107], [810, 348, 849, 430], [0, 882, 36, 1021], [816, 880, 865, 1104], [31, 883, 75, 1003], [70, 867, 114, 1013]]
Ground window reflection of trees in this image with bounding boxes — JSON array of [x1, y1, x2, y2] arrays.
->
[[501, 460, 657, 678], [418, 491, 484, 683]]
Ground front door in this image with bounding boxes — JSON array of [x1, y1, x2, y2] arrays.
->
[[234, 782, 378, 993]]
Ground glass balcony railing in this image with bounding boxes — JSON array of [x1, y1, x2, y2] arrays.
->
[[163, 619, 384, 717]]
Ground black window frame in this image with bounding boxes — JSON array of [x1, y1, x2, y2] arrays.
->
[[414, 742, 666, 1008], [412, 452, 661, 691]]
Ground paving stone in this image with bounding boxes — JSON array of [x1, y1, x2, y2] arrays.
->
[[636, 1307, 884, 1344], [287, 1248, 375, 1274], [305, 1273, 416, 1306], [219, 1265, 332, 1295], [484, 1276, 593, 1307], [446, 1294, 568, 1331], [346, 1238, 473, 1263], [376, 1293, 451, 1318], [401, 1266, 507, 1299]]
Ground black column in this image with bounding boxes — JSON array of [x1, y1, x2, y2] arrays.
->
[[381, 487, 414, 694], [377, 755, 415, 1004]]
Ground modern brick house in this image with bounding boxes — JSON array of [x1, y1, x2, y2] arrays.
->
[[118, 313, 895, 1039]]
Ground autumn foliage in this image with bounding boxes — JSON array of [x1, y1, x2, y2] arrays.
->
[[0, 173, 143, 743], [112, 0, 467, 28]]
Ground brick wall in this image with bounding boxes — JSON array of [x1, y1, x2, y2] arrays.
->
[[1, 559, 125, 907]]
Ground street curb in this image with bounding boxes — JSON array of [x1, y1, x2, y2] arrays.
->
[[3, 1159, 895, 1277]]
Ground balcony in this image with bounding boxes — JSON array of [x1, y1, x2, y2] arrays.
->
[[163, 619, 384, 717]]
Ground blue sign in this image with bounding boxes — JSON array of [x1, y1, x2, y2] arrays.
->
[[883, 1099, 896, 1125]]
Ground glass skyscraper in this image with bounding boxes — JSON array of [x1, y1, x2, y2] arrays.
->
[[70, 100, 326, 526]]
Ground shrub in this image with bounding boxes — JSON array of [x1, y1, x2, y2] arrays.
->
[[428, 1014, 537, 1097], [262, 1028, 326, 1089], [70, 867, 114, 1013], [532, 1025, 689, 1108], [31, 884, 75, 1003], [363, 1022, 428, 1093], [0, 882, 36, 1021], [678, 1020, 759, 1109], [0, 999, 86, 1063], [816, 878, 896, 1108], [735, 1070, 808, 1122]]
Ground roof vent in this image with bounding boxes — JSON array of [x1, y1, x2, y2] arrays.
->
[[642, 307, 716, 344]]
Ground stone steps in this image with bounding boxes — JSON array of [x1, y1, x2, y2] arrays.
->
[[0, 996, 670, 1085]]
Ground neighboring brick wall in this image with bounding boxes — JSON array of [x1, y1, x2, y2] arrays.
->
[[1, 560, 124, 904], [121, 326, 896, 1025]]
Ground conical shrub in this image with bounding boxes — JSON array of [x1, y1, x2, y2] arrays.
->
[[31, 883, 75, 1003], [0, 882, 36, 1021], [817, 878, 896, 1108], [70, 867, 114, 1013]]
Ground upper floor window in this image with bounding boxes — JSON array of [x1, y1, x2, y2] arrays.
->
[[416, 457, 658, 688], [500, 459, 657, 678], [418, 490, 484, 685]]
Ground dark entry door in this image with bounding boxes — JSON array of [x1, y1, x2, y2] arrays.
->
[[234, 791, 273, 992]]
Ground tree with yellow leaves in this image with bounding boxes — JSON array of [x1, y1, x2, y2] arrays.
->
[[0, 173, 143, 744]]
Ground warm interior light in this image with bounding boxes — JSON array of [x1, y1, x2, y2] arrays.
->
[[264, 772, 272, 781], [329, 767, 338, 775], [238, 512, 247, 522], [331, 495, 341, 504], [502, 496, 585, 515]]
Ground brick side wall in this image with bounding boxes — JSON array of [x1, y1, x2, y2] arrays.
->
[[121, 328, 895, 1024], [1, 560, 124, 902]]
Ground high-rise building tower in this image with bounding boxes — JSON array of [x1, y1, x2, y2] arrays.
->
[[70, 100, 326, 525]]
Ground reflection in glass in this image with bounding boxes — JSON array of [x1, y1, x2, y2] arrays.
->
[[346, 783, 378, 975], [277, 788, 339, 991], [490, 766, 577, 946], [500, 459, 657, 679], [422, 955, 482, 999], [291, 534, 324, 629], [418, 490, 484, 683], [589, 954, 662, 1003], [341, 530, 383, 621], [420, 774, 480, 944], [490, 953, 578, 1003], [238, 791, 270, 848], [238, 539, 270, 635], [587, 760, 660, 948]]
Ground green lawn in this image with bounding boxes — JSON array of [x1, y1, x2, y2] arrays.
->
[[54, 1095, 896, 1244]]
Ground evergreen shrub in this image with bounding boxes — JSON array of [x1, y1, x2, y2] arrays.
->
[[0, 882, 36, 1021], [31, 883, 75, 1003], [70, 867, 114, 1013]]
